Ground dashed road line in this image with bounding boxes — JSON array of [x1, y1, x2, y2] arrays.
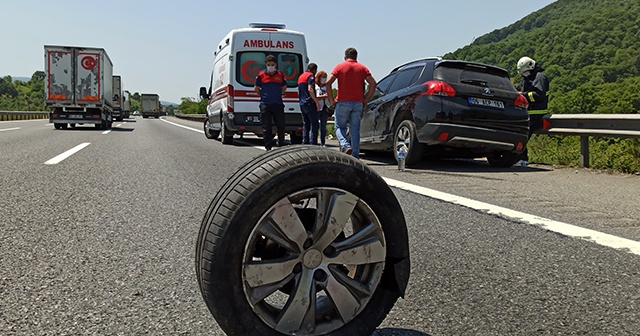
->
[[44, 143, 91, 165]]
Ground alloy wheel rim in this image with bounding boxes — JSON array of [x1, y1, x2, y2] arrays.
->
[[242, 187, 387, 335]]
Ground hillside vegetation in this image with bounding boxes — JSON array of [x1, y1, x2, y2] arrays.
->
[[445, 0, 640, 173]]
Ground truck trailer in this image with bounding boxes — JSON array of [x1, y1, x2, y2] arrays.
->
[[112, 75, 124, 121], [45, 45, 114, 130], [141, 94, 161, 118]]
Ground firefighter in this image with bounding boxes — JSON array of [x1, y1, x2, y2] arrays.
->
[[517, 56, 549, 166]]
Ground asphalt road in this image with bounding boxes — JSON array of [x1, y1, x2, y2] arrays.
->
[[1, 117, 638, 335]]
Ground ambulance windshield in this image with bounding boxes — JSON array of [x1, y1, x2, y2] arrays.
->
[[237, 51, 303, 87]]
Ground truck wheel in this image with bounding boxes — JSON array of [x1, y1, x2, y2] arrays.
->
[[394, 120, 424, 167], [195, 146, 410, 336], [221, 122, 234, 145], [204, 119, 220, 139], [487, 152, 519, 168], [95, 123, 102, 129]]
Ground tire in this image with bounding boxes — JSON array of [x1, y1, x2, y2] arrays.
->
[[487, 152, 519, 168], [95, 123, 102, 129], [60, 123, 68, 130], [289, 132, 303, 144], [195, 146, 410, 336], [394, 120, 424, 167], [54, 123, 61, 130], [204, 119, 220, 139], [69, 123, 76, 128], [221, 122, 234, 145]]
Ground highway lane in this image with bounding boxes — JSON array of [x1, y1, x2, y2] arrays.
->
[[1, 117, 639, 335]]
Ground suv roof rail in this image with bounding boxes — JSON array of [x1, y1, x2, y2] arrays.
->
[[249, 23, 286, 29], [391, 57, 442, 73]]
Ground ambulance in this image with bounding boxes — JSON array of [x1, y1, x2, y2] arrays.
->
[[199, 23, 308, 145]]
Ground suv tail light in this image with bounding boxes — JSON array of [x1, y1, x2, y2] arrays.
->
[[422, 81, 456, 96], [226, 84, 235, 112], [514, 94, 529, 109]]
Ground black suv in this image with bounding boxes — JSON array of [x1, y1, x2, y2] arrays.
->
[[360, 58, 530, 167]]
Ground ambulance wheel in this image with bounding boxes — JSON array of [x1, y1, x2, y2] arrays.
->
[[204, 119, 220, 139], [290, 132, 303, 144], [221, 122, 234, 145], [195, 145, 410, 336]]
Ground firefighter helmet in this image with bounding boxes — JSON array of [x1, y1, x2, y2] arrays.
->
[[517, 56, 536, 75]]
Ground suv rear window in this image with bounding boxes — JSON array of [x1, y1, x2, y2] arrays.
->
[[236, 51, 303, 88], [434, 63, 514, 90]]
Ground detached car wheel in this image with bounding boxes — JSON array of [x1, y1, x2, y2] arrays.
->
[[195, 146, 410, 336], [394, 120, 424, 167]]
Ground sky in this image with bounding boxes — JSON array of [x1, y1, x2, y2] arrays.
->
[[1, 0, 556, 104]]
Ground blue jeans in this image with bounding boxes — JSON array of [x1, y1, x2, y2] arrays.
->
[[318, 105, 328, 145], [334, 101, 362, 157], [301, 103, 319, 145]]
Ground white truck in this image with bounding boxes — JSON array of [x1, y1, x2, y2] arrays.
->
[[122, 95, 130, 119], [141, 94, 161, 118], [112, 75, 124, 121], [45, 45, 113, 130], [199, 23, 308, 144]]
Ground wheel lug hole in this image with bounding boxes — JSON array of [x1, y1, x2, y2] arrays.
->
[[293, 263, 302, 274], [314, 269, 326, 282], [323, 246, 335, 257], [303, 239, 313, 249]]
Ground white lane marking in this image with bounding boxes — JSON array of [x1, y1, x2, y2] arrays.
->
[[160, 118, 203, 133], [384, 177, 640, 256], [44, 123, 53, 126], [0, 119, 46, 124], [0, 127, 21, 132], [116, 123, 123, 127], [102, 130, 112, 135], [161, 118, 271, 150], [44, 143, 91, 165], [161, 118, 640, 255]]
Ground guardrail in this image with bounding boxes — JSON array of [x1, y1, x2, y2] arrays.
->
[[0, 111, 49, 121], [537, 114, 640, 168]]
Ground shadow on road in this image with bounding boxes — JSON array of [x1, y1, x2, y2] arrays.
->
[[360, 150, 551, 174], [372, 328, 432, 336]]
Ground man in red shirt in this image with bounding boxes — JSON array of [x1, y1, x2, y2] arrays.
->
[[325, 47, 376, 157]]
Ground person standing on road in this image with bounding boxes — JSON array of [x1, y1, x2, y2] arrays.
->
[[326, 47, 376, 158], [254, 55, 287, 150], [315, 70, 330, 146], [298, 63, 320, 144], [516, 56, 550, 165]]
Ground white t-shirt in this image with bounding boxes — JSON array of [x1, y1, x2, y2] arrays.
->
[[315, 84, 330, 111]]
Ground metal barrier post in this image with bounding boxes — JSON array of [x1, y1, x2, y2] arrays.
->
[[580, 136, 590, 168]]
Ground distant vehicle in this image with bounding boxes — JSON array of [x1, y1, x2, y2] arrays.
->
[[122, 95, 130, 119], [359, 58, 530, 168], [141, 94, 161, 118], [199, 23, 307, 145], [112, 75, 124, 121], [132, 111, 140, 116], [45, 45, 114, 130]]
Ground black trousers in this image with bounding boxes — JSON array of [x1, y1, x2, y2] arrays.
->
[[520, 113, 546, 161], [260, 103, 286, 147]]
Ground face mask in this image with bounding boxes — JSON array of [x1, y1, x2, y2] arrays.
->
[[522, 71, 531, 77], [321, 78, 327, 84], [266, 65, 276, 73]]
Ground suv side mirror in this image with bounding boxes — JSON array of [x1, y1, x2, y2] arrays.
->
[[199, 87, 209, 100]]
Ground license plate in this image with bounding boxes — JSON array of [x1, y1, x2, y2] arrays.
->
[[69, 114, 83, 119], [468, 97, 504, 109], [245, 116, 261, 123]]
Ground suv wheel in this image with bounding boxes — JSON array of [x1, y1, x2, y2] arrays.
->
[[487, 152, 519, 167], [195, 146, 410, 336], [394, 120, 424, 166]]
